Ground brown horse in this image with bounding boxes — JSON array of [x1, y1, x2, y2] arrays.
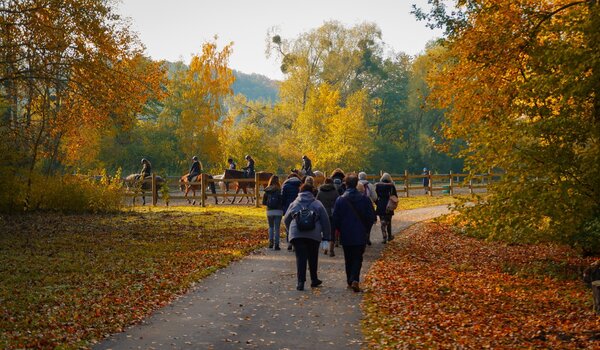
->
[[180, 173, 217, 205], [223, 169, 273, 204], [124, 174, 166, 205]]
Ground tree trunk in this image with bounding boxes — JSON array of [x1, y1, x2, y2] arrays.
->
[[593, 281, 600, 315]]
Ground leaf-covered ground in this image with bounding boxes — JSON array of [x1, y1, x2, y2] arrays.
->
[[0, 206, 267, 349], [363, 222, 600, 349]]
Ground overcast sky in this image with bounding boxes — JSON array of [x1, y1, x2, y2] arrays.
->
[[116, 0, 443, 80]]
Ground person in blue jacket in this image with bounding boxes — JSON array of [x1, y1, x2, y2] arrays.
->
[[332, 173, 376, 292]]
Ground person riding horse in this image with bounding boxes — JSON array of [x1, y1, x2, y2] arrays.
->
[[228, 158, 237, 170], [138, 158, 152, 180], [301, 155, 313, 176], [188, 156, 202, 182], [242, 155, 255, 178]]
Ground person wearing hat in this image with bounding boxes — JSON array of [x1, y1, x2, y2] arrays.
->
[[139, 158, 152, 179], [301, 155, 313, 176], [188, 156, 202, 182], [242, 155, 255, 178]]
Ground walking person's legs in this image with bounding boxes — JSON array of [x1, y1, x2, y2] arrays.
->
[[386, 214, 394, 241], [273, 215, 282, 250], [306, 239, 321, 287], [342, 245, 353, 287], [267, 215, 275, 248], [292, 238, 308, 290]]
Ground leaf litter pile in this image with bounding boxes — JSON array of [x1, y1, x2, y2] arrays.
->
[[363, 222, 600, 349], [0, 206, 267, 349]]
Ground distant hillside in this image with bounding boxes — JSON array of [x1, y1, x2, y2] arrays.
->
[[162, 61, 279, 103], [232, 70, 279, 103]]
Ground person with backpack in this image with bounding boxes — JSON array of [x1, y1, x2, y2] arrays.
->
[[332, 173, 377, 292], [283, 183, 331, 291], [316, 177, 339, 256], [375, 173, 398, 244], [262, 175, 284, 250], [358, 172, 378, 203], [282, 173, 303, 251]]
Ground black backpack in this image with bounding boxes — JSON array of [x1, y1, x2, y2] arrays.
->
[[266, 191, 281, 209], [294, 206, 317, 231]]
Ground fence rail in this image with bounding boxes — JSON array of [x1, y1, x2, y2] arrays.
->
[[124, 171, 498, 207]]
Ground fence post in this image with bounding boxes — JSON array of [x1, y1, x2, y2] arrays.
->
[[152, 173, 158, 206], [255, 173, 260, 208], [449, 170, 454, 195], [404, 169, 409, 198], [200, 173, 206, 207], [428, 170, 433, 196], [469, 178, 473, 195]]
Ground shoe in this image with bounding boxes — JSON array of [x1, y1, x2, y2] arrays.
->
[[388, 235, 394, 241], [274, 245, 281, 251], [268, 240, 274, 249], [296, 281, 304, 291], [323, 249, 328, 255], [351, 281, 361, 293], [310, 279, 322, 288], [287, 244, 293, 251], [329, 250, 335, 257], [382, 239, 387, 244]]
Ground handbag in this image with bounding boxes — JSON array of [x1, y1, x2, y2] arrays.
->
[[386, 194, 399, 212]]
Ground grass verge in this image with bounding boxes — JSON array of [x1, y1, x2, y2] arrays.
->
[[0, 206, 267, 349]]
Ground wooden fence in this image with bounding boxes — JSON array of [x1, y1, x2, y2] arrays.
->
[[124, 171, 498, 207]]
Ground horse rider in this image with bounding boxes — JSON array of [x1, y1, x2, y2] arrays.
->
[[242, 155, 255, 178], [228, 158, 237, 170], [138, 158, 152, 180], [188, 156, 202, 182], [301, 155, 314, 176]]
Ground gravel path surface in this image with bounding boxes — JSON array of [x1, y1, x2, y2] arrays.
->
[[95, 205, 450, 350]]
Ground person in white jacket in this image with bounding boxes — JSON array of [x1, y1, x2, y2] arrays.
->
[[358, 172, 378, 203]]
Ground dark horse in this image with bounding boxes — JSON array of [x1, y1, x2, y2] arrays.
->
[[180, 173, 217, 205], [223, 169, 273, 204], [124, 174, 166, 205]]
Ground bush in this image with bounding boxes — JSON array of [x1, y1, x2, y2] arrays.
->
[[0, 169, 123, 214]]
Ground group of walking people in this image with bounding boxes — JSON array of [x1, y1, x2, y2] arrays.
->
[[261, 169, 398, 292]]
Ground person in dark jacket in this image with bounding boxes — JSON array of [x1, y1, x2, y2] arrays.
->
[[187, 156, 202, 182], [301, 155, 313, 176], [332, 173, 376, 292], [139, 158, 152, 179], [330, 168, 346, 195], [422, 167, 430, 194], [242, 155, 255, 178], [284, 183, 331, 291], [316, 178, 339, 256], [262, 175, 284, 250], [375, 173, 398, 244], [228, 158, 237, 170], [282, 173, 302, 250]]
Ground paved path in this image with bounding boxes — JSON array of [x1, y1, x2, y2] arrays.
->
[[95, 205, 449, 350]]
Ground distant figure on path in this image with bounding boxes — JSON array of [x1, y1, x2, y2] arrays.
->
[[262, 175, 284, 250], [422, 167, 430, 194], [375, 173, 398, 244], [316, 178, 339, 256], [284, 183, 331, 291], [282, 173, 302, 251]]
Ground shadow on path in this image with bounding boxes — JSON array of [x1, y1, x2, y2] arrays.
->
[[95, 205, 449, 350]]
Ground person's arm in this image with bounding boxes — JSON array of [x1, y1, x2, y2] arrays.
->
[[317, 203, 331, 241], [262, 192, 268, 206], [331, 197, 342, 234], [283, 202, 295, 229]]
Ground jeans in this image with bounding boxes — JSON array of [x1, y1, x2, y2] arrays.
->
[[291, 238, 320, 283], [342, 244, 366, 285], [267, 215, 282, 247]]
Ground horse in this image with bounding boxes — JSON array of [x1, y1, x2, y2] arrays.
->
[[179, 173, 217, 205], [290, 169, 325, 187], [124, 174, 166, 205], [223, 169, 273, 204]]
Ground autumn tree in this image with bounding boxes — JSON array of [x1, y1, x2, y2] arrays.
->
[[160, 40, 234, 170], [416, 0, 600, 251], [0, 0, 164, 209]]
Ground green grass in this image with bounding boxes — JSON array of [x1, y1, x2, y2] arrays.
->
[[0, 206, 268, 349], [398, 194, 478, 211]]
